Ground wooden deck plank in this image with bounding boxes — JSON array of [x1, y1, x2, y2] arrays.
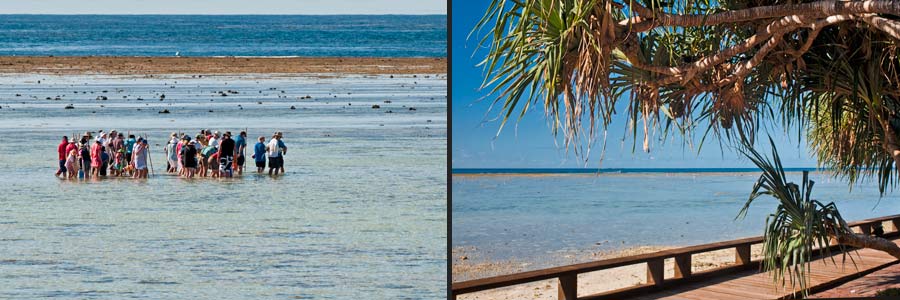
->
[[621, 238, 900, 300]]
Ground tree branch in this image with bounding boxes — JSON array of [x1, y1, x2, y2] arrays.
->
[[623, 0, 900, 31]]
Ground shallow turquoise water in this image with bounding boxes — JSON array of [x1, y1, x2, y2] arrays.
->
[[0, 74, 446, 299], [453, 172, 899, 266]]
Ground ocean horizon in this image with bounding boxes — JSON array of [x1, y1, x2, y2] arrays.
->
[[452, 167, 821, 174], [0, 14, 446, 57]]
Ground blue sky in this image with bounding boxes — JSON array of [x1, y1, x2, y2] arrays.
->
[[451, 1, 817, 169], [0, 0, 445, 14]]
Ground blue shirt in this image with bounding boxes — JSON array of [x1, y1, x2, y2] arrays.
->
[[235, 135, 247, 154], [253, 142, 266, 162], [125, 138, 136, 153]]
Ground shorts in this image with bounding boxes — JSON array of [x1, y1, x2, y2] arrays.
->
[[236, 155, 245, 166], [255, 160, 266, 168], [58, 159, 67, 173], [184, 159, 198, 169], [219, 155, 234, 172], [268, 156, 283, 169], [125, 153, 132, 164]]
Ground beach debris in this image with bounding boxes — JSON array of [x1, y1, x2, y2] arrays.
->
[[14, 94, 20, 97], [409, 107, 416, 111], [389, 75, 394, 78], [290, 106, 296, 110], [427, 120, 432, 123], [45, 97, 51, 100], [208, 110, 214, 113], [64, 104, 74, 109], [96, 96, 108, 100], [385, 110, 393, 113], [460, 256, 468, 260], [102, 90, 108, 93], [371, 105, 380, 109], [160, 94, 166, 100], [257, 101, 263, 104], [348, 103, 351, 106], [158, 109, 170, 114], [384, 100, 392, 103]]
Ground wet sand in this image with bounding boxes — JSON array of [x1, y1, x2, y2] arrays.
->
[[453, 245, 763, 300], [0, 56, 446, 75]]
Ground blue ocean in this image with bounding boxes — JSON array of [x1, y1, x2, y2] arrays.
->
[[0, 15, 446, 57], [453, 170, 900, 271]]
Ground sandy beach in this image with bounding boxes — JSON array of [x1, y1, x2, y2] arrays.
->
[[0, 56, 446, 75], [453, 245, 763, 300]]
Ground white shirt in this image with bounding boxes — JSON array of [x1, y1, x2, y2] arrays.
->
[[267, 138, 281, 158], [208, 137, 219, 148]]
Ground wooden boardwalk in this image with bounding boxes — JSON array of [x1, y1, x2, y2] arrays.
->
[[627, 238, 900, 299], [452, 215, 900, 300]]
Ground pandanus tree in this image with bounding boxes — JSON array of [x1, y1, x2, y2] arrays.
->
[[474, 0, 900, 293]]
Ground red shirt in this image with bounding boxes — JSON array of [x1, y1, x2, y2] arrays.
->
[[57, 141, 68, 160], [91, 143, 103, 167], [65, 143, 77, 158]]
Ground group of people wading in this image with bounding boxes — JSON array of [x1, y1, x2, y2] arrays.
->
[[56, 129, 288, 179]]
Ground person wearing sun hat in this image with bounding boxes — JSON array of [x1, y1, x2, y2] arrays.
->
[[267, 131, 286, 175], [180, 135, 198, 178]]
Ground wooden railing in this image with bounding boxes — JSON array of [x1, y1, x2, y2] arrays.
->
[[451, 214, 900, 300]]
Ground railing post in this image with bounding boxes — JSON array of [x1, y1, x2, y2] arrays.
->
[[558, 274, 577, 300], [736, 244, 751, 265], [647, 258, 665, 285], [859, 223, 872, 235], [892, 218, 900, 233], [674, 254, 692, 279]]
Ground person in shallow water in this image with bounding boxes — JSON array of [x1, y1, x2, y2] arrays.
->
[[234, 131, 248, 175], [124, 134, 136, 165], [65, 143, 78, 179], [131, 138, 149, 179], [267, 132, 287, 175], [90, 140, 102, 178], [99, 146, 109, 177], [166, 133, 178, 173], [56, 136, 68, 177], [79, 139, 91, 178], [218, 131, 236, 178], [253, 136, 267, 173], [181, 136, 198, 178]]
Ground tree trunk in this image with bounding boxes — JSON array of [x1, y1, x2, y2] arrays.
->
[[836, 231, 900, 259]]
